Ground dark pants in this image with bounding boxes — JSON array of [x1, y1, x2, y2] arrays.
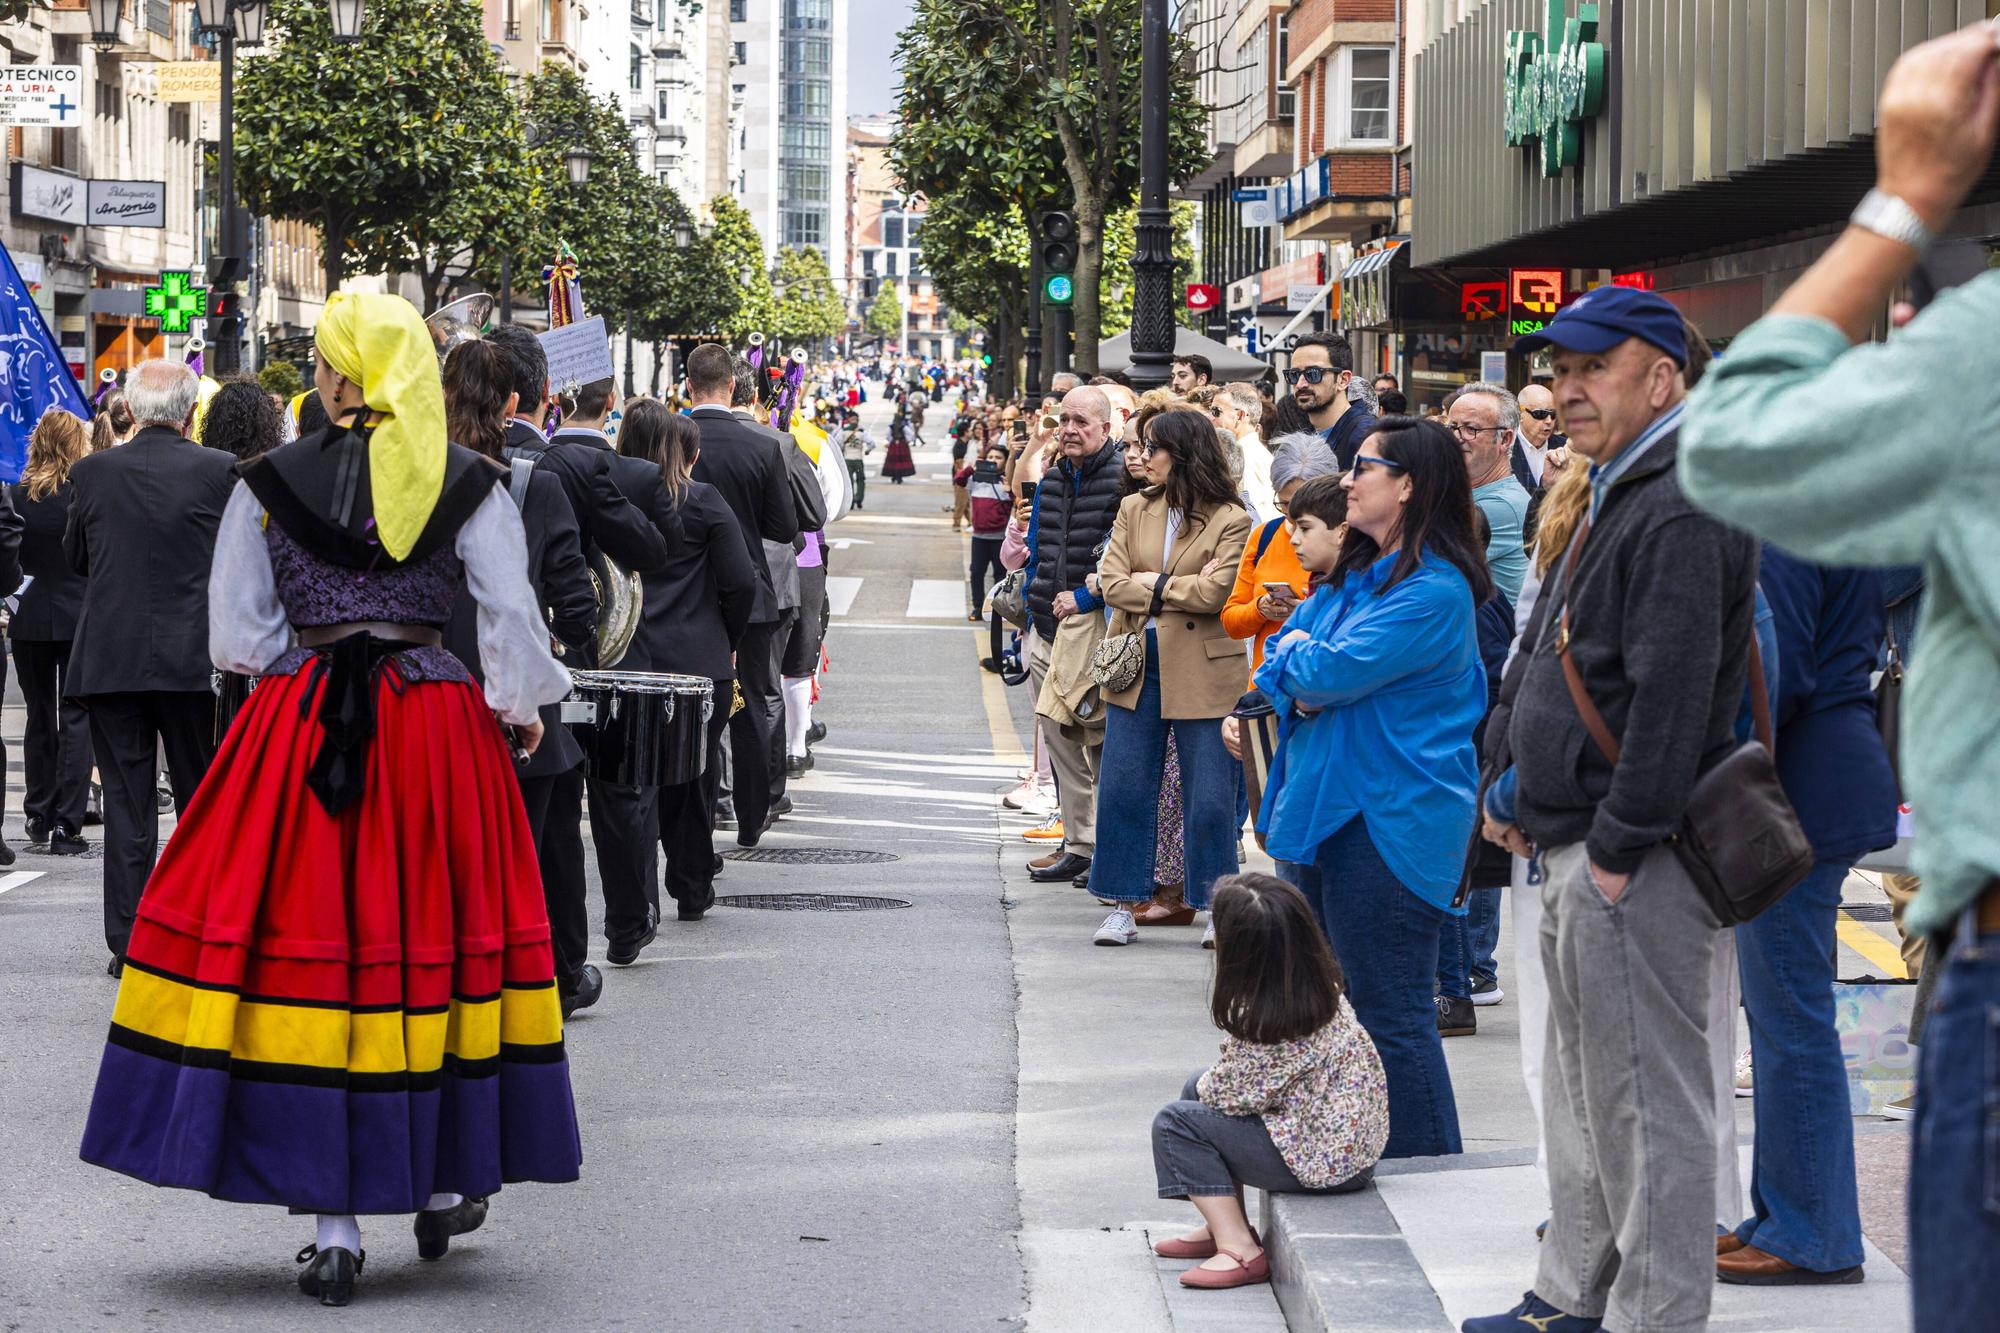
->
[[1438, 887, 1503, 1000], [846, 458, 866, 508], [969, 536, 1005, 613], [15, 639, 90, 835], [588, 776, 660, 946], [520, 765, 590, 988], [1733, 856, 1864, 1271], [660, 683, 731, 916], [1910, 912, 2000, 1327], [1153, 1071, 1373, 1199], [1289, 818, 1462, 1159], [83, 690, 216, 958], [731, 613, 792, 823]]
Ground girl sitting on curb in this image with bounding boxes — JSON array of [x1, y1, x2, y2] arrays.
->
[[1150, 872, 1389, 1290]]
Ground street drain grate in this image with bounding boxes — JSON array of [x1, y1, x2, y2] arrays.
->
[[716, 893, 912, 912], [1839, 903, 1893, 922], [722, 847, 901, 865]]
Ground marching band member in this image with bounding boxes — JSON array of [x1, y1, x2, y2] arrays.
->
[[79, 293, 581, 1306]]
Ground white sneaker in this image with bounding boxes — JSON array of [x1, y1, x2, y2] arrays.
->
[[1003, 778, 1054, 812], [1733, 1047, 1754, 1097], [1880, 1093, 1915, 1121], [1201, 919, 1216, 950], [1093, 909, 1138, 946]]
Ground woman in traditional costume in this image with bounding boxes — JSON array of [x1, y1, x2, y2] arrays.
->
[[79, 293, 582, 1307]]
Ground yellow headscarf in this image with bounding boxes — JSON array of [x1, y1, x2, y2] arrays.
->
[[312, 292, 446, 562], [789, 413, 828, 465]]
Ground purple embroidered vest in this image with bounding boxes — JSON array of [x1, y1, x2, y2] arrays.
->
[[262, 522, 470, 683]]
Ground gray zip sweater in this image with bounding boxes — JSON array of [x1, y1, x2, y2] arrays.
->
[[1506, 430, 1760, 873]]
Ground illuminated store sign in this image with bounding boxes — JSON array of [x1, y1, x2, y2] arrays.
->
[[1509, 268, 1565, 335], [1504, 1, 1607, 176]]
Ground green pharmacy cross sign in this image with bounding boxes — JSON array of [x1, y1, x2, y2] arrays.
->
[[145, 270, 209, 334], [1504, 0, 1607, 177]]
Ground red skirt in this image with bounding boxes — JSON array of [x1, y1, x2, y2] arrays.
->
[[80, 666, 582, 1213], [882, 440, 916, 478]]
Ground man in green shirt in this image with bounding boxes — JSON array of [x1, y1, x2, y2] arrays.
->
[[1680, 22, 2000, 1327]]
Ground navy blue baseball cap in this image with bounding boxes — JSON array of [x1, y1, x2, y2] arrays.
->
[[1514, 286, 1687, 366]]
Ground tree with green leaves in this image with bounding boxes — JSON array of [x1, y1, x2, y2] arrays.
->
[[895, 0, 1208, 374], [770, 246, 846, 349], [707, 196, 776, 341], [236, 0, 527, 297], [864, 280, 903, 343], [1097, 201, 1198, 338]]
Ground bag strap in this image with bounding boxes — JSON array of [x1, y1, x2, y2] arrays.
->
[[1253, 516, 1285, 564], [1556, 517, 1774, 766], [1145, 575, 1169, 619], [506, 454, 535, 510]]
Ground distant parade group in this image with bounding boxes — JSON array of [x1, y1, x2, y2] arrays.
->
[[7, 258, 962, 1305]]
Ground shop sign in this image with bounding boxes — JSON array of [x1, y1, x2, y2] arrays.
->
[[1611, 269, 1656, 290], [87, 180, 166, 229], [0, 66, 82, 127], [11, 163, 85, 225], [1504, 2, 1606, 176], [145, 271, 208, 335], [1186, 283, 1221, 312], [1460, 279, 1505, 322], [1286, 283, 1323, 312], [1259, 254, 1322, 307], [157, 62, 223, 104], [1226, 275, 1260, 312], [1508, 268, 1565, 336]]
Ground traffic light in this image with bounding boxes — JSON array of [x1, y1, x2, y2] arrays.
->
[[1037, 210, 1077, 276]]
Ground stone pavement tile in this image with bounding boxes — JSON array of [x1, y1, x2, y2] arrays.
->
[[1138, 1221, 1289, 1331], [1021, 1226, 1171, 1332], [1374, 1151, 1909, 1333], [1263, 1188, 1452, 1332], [1854, 1123, 1912, 1270]]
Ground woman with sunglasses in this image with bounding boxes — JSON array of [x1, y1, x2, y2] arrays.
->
[[1086, 408, 1252, 946], [1251, 416, 1491, 1159]]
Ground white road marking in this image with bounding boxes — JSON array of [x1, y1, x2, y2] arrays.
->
[[826, 576, 864, 616], [827, 538, 873, 550], [906, 578, 968, 619], [0, 870, 47, 897]]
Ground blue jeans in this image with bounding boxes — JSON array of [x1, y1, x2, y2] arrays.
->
[[1910, 912, 2000, 1326], [1087, 631, 1236, 910], [1732, 857, 1863, 1271], [1288, 819, 1462, 1158], [1437, 887, 1501, 1000]]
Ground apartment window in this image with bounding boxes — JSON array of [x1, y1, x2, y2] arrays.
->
[[781, 209, 824, 248], [657, 88, 671, 119], [541, 0, 555, 43], [783, 79, 829, 117], [885, 251, 897, 277], [781, 122, 830, 153], [1330, 46, 1393, 146], [862, 250, 875, 276], [882, 216, 902, 249], [733, 41, 746, 64], [96, 78, 122, 120], [1275, 17, 1296, 119], [783, 162, 829, 202], [729, 0, 745, 19], [783, 36, 830, 74], [631, 43, 644, 90]]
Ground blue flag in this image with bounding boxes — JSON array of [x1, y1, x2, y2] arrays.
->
[[0, 238, 89, 483]]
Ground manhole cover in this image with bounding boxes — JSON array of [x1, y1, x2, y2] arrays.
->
[[723, 847, 901, 865], [716, 893, 912, 911], [1839, 903, 1893, 922]]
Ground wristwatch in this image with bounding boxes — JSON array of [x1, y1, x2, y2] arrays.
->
[[1850, 189, 1933, 252]]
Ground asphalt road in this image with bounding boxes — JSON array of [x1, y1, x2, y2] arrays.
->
[[0, 393, 1035, 1331]]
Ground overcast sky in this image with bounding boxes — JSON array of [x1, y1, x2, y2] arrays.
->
[[848, 0, 914, 118]]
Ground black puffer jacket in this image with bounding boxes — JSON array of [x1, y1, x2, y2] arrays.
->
[[1025, 437, 1126, 640]]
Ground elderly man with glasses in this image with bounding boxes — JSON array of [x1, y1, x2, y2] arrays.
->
[[1443, 382, 1532, 600]]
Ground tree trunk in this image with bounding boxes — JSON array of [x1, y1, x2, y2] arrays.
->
[[650, 339, 665, 397], [321, 207, 348, 298], [1071, 191, 1105, 376]]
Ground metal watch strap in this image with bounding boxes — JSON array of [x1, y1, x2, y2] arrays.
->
[[1850, 189, 1933, 251]]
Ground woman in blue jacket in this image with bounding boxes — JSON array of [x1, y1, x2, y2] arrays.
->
[[1719, 547, 1897, 1285], [1253, 417, 1490, 1159]]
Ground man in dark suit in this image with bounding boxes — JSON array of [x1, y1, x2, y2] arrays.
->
[[65, 359, 236, 972], [684, 343, 800, 844], [551, 378, 679, 966], [1510, 381, 1571, 545], [442, 434, 601, 1016]]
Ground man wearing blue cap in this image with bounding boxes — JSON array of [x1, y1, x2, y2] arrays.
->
[[1467, 286, 1761, 1333]]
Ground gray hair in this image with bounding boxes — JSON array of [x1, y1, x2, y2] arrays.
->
[[1049, 371, 1082, 395], [1220, 381, 1262, 419], [125, 360, 200, 430], [1447, 381, 1520, 431], [1269, 430, 1341, 490], [1214, 425, 1244, 485]]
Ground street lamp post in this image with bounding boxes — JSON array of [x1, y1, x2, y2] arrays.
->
[[1125, 0, 1177, 390], [499, 120, 593, 324]]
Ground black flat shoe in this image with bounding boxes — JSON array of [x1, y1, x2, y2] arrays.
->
[[296, 1244, 363, 1306], [24, 818, 49, 845], [107, 954, 124, 979], [0, 837, 16, 867], [606, 907, 659, 966], [807, 720, 827, 744], [559, 963, 603, 1020], [413, 1195, 488, 1261], [50, 831, 87, 856], [1028, 851, 1092, 883]]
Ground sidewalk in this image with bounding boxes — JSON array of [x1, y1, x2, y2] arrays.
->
[[996, 708, 1917, 1333]]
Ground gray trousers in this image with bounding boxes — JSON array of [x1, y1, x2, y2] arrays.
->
[[1153, 1072, 1373, 1200], [1536, 841, 1719, 1333], [1026, 626, 1100, 857]]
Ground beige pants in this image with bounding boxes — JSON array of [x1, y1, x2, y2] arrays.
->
[[1883, 872, 1927, 977], [1026, 628, 1100, 857]]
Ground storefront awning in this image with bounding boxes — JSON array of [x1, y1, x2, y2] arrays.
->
[[1338, 241, 1410, 331]]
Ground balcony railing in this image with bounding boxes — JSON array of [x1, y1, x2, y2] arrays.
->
[[504, 19, 522, 39]]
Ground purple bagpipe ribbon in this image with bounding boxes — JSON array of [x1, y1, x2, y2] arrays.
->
[[797, 529, 824, 570], [770, 353, 807, 430]]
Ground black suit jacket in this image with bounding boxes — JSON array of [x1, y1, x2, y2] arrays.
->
[[445, 464, 596, 778], [686, 405, 799, 623], [9, 480, 76, 640], [65, 426, 235, 697], [507, 420, 673, 575], [601, 456, 754, 680]]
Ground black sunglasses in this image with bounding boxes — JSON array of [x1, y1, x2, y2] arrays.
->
[[1524, 408, 1557, 421], [1349, 454, 1408, 478], [1284, 366, 1337, 386]]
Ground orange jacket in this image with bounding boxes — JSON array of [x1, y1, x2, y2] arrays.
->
[[1221, 517, 1311, 679]]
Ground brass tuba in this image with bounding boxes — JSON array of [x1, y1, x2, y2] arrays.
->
[[424, 292, 496, 361], [591, 552, 643, 667]]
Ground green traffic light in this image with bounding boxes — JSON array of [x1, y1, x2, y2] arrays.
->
[[1045, 274, 1074, 305]]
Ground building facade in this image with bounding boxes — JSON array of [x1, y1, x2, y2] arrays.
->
[[845, 118, 951, 361], [731, 0, 847, 291]]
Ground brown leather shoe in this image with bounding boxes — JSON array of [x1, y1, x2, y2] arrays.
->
[[1028, 850, 1067, 872], [1716, 1243, 1864, 1286], [1717, 1234, 1746, 1256]]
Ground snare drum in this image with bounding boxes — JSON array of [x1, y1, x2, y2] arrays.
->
[[562, 670, 714, 787]]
